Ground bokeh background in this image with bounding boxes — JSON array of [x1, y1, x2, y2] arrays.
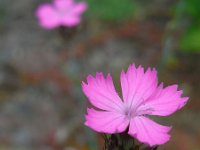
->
[[0, 0, 200, 149]]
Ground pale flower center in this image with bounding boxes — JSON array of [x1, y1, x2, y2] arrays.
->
[[123, 105, 136, 119], [123, 103, 153, 120], [54, 5, 74, 17], [124, 109, 135, 119]]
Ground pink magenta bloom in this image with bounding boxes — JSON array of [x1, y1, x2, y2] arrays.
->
[[36, 0, 87, 29], [82, 64, 189, 146]]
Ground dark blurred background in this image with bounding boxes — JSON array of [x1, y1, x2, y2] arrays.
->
[[0, 0, 199, 149]]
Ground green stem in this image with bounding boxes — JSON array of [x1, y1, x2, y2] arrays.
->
[[159, 0, 185, 71], [104, 132, 157, 150]]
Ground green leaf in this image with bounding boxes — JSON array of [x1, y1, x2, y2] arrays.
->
[[86, 0, 135, 21], [180, 25, 200, 52], [183, 0, 200, 18]]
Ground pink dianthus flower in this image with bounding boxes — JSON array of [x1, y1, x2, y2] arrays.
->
[[82, 64, 188, 146], [36, 0, 87, 29]]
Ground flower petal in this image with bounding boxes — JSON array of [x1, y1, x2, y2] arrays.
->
[[54, 0, 73, 9], [82, 73, 123, 112], [120, 64, 158, 108], [85, 108, 129, 133], [36, 4, 60, 29], [128, 116, 171, 146], [140, 84, 189, 116], [71, 2, 87, 14], [61, 16, 81, 27]]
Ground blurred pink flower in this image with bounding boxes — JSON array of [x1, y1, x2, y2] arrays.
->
[[82, 64, 189, 146], [36, 0, 87, 29]]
